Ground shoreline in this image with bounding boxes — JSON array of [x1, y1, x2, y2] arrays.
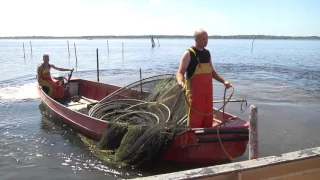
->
[[0, 35, 319, 40]]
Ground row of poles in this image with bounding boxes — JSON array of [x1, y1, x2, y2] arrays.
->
[[23, 36, 160, 61], [66, 40, 124, 67], [24, 38, 255, 61], [22, 40, 125, 63]]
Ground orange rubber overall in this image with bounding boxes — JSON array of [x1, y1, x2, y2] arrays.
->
[[185, 48, 213, 128], [38, 65, 64, 99]]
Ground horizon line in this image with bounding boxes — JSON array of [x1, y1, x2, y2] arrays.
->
[[0, 34, 319, 39], [1, 34, 319, 37]]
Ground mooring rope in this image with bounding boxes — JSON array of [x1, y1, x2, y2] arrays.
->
[[217, 86, 236, 161]]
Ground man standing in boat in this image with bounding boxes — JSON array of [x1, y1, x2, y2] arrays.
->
[[176, 28, 232, 128], [37, 54, 74, 99]]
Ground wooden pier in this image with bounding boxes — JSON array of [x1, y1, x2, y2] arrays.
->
[[134, 147, 320, 180]]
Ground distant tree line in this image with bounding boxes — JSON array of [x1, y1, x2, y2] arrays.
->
[[0, 35, 319, 40]]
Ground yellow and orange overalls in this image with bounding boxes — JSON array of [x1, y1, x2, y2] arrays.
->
[[185, 47, 213, 128], [38, 64, 64, 99]]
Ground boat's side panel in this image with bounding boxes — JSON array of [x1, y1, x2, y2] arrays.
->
[[77, 79, 122, 101], [77, 79, 149, 102], [38, 86, 107, 140], [162, 116, 249, 163], [162, 141, 247, 163], [162, 128, 248, 163]]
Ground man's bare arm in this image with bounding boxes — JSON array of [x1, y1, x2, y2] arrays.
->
[[51, 64, 73, 72], [176, 51, 191, 88]]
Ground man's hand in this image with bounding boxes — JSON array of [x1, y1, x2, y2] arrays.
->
[[177, 81, 185, 90], [224, 80, 233, 89]]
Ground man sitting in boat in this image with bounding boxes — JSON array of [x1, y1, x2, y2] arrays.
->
[[37, 54, 74, 99], [176, 28, 232, 128]]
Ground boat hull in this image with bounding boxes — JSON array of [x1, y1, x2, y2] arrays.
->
[[37, 78, 249, 164]]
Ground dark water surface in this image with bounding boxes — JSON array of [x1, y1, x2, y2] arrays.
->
[[0, 39, 319, 179]]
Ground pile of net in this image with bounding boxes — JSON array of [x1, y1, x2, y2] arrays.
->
[[85, 74, 189, 167]]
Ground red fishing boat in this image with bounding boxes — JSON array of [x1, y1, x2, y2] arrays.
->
[[37, 75, 249, 164]]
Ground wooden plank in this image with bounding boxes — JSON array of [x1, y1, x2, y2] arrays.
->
[[134, 147, 320, 180]]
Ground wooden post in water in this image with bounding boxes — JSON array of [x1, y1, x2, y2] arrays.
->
[[122, 42, 124, 59], [67, 40, 70, 57], [74, 43, 78, 67], [249, 104, 258, 159], [23, 43, 26, 60], [107, 40, 109, 54], [151, 35, 155, 48], [30, 41, 33, 55], [251, 38, 255, 53], [96, 48, 99, 82], [140, 68, 142, 92]]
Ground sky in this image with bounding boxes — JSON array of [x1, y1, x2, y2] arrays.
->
[[0, 0, 319, 37]]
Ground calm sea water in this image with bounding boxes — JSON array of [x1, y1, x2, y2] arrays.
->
[[0, 38, 319, 179]]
